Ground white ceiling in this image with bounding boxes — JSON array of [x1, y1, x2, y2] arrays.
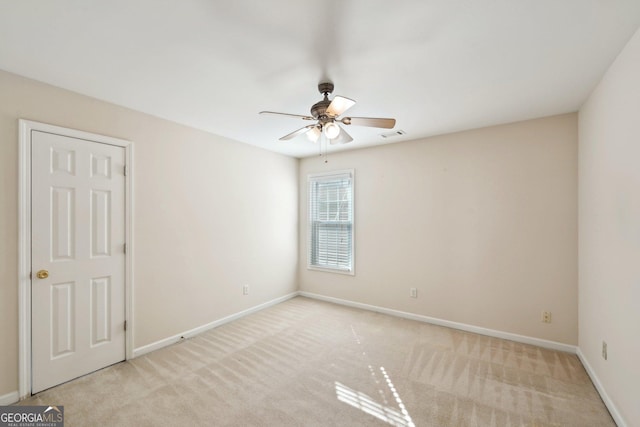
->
[[1, 1, 639, 158]]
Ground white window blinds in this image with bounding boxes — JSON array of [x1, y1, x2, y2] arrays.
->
[[308, 170, 354, 273]]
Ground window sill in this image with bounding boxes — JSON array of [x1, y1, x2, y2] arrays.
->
[[307, 265, 355, 276]]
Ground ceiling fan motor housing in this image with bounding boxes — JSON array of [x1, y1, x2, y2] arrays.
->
[[310, 99, 332, 120], [311, 82, 335, 120]]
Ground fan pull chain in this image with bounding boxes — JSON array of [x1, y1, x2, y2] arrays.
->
[[323, 138, 327, 163], [323, 136, 329, 163], [318, 135, 329, 163]]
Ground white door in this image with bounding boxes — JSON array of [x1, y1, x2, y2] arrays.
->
[[31, 130, 126, 393]]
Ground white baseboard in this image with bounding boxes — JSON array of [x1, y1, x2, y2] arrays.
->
[[132, 292, 299, 358], [299, 291, 577, 354], [0, 390, 19, 406], [576, 348, 626, 427]]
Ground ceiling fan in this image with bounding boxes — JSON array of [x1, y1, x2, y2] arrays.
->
[[260, 82, 396, 145]]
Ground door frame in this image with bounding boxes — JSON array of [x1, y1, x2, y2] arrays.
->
[[18, 119, 134, 399]]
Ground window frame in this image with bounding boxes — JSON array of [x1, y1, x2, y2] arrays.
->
[[307, 169, 355, 275]]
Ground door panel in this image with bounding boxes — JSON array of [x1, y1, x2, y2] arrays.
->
[[51, 282, 75, 358], [91, 190, 111, 257], [31, 130, 126, 393], [51, 187, 75, 260], [90, 276, 111, 346]]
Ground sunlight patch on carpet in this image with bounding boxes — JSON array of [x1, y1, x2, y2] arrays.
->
[[335, 371, 415, 427]]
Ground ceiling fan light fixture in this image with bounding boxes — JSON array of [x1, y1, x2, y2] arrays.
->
[[324, 122, 340, 139], [306, 126, 321, 142]]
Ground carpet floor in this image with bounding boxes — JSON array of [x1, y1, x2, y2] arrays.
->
[[19, 296, 614, 426]]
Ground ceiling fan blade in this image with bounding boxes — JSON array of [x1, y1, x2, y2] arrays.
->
[[280, 125, 316, 141], [326, 96, 356, 117], [341, 117, 396, 129], [260, 111, 315, 121], [329, 126, 353, 145]]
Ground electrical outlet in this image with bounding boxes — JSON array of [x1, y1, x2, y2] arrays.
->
[[410, 288, 417, 298], [242, 284, 249, 295], [602, 341, 607, 360], [542, 311, 552, 323]]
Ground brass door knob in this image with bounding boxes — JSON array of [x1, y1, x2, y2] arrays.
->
[[36, 270, 49, 279]]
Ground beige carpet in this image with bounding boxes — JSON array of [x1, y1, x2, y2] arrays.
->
[[20, 297, 614, 426]]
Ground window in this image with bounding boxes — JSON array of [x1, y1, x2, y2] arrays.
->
[[308, 170, 354, 274]]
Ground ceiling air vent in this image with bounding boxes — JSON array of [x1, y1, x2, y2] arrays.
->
[[380, 130, 406, 139]]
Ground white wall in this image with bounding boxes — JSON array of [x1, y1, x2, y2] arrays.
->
[[578, 27, 640, 427], [0, 70, 298, 398], [299, 114, 578, 345]]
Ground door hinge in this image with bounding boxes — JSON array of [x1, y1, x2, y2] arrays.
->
[[29, 272, 32, 280], [123, 243, 126, 254], [124, 320, 127, 331], [123, 165, 127, 177]]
